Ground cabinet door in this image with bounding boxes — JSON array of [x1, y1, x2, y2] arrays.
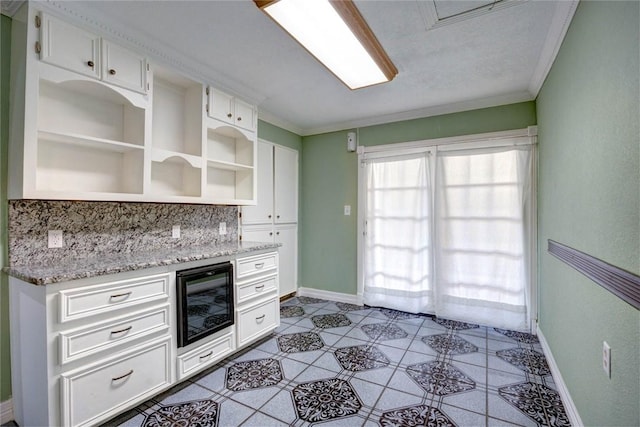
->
[[242, 141, 274, 225], [208, 87, 234, 125], [234, 98, 256, 132], [275, 224, 298, 296], [102, 40, 148, 93], [40, 13, 101, 79], [274, 146, 299, 224], [241, 226, 274, 244]]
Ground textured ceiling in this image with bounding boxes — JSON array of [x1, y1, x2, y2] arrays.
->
[[34, 0, 576, 135]]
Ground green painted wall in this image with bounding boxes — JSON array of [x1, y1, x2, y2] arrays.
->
[[1, 14, 12, 403], [257, 119, 302, 152], [536, 2, 639, 426], [300, 101, 536, 295]]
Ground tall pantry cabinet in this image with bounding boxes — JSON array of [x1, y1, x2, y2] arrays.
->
[[242, 141, 298, 297]]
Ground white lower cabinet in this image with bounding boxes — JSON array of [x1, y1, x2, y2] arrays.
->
[[176, 330, 235, 380], [60, 337, 171, 427], [9, 250, 280, 427]]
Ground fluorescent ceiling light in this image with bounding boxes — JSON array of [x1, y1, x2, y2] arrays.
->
[[255, 0, 398, 90]]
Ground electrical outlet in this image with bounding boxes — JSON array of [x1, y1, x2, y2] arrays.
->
[[219, 222, 227, 235], [344, 205, 351, 216], [603, 341, 611, 378], [172, 225, 180, 239], [48, 230, 63, 248]]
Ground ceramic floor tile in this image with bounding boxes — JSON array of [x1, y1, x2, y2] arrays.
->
[[105, 297, 568, 427]]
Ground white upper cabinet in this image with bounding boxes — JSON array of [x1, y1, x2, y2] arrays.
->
[[39, 12, 148, 94], [39, 13, 101, 79], [8, 5, 257, 205], [242, 141, 274, 224], [274, 145, 298, 224], [102, 40, 148, 94], [208, 87, 257, 132]]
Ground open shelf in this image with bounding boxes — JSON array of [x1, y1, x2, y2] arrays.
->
[[207, 159, 254, 172], [38, 130, 144, 153], [39, 80, 145, 146], [152, 148, 202, 169], [207, 127, 253, 167], [152, 70, 203, 157], [151, 157, 202, 197], [36, 137, 144, 194], [206, 166, 253, 202]]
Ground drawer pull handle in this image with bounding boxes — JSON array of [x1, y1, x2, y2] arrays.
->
[[110, 291, 132, 300], [255, 263, 264, 269], [112, 370, 134, 382], [110, 326, 132, 335], [199, 351, 213, 360], [256, 314, 266, 322], [255, 284, 265, 291]]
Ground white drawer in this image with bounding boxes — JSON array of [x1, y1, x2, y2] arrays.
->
[[58, 273, 170, 323], [177, 330, 235, 380], [236, 274, 278, 305], [59, 305, 170, 365], [236, 252, 278, 279], [236, 296, 279, 347], [60, 337, 171, 427]]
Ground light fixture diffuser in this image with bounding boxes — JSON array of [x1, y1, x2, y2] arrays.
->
[[255, 0, 398, 90]]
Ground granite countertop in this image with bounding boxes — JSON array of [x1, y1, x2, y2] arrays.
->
[[3, 241, 280, 285]]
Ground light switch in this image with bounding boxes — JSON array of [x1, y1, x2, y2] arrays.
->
[[172, 225, 180, 238], [344, 205, 351, 216], [219, 222, 227, 235]]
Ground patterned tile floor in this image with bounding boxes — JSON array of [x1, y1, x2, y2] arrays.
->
[[103, 297, 570, 427]]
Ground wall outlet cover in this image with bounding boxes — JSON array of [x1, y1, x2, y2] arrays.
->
[[603, 341, 611, 378], [219, 222, 227, 235], [172, 225, 181, 239], [48, 230, 63, 248]]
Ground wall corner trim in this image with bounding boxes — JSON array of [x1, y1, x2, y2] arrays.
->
[[0, 398, 13, 424], [536, 325, 584, 427], [296, 287, 362, 305]]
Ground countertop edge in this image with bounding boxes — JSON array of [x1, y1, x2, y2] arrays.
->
[[3, 242, 281, 285]]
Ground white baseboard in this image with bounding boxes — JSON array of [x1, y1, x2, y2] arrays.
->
[[296, 287, 362, 305], [0, 398, 13, 424], [536, 325, 583, 427]]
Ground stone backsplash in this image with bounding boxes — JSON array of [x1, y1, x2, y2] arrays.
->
[[8, 200, 238, 266]]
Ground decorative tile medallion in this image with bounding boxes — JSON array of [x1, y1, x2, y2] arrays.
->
[[292, 378, 362, 422], [142, 399, 219, 427], [334, 345, 390, 371], [421, 334, 478, 355], [379, 404, 457, 427], [379, 308, 422, 320], [361, 323, 408, 341], [277, 331, 325, 353], [336, 302, 366, 311], [499, 382, 570, 426], [406, 361, 476, 395], [311, 313, 352, 329], [434, 318, 480, 330], [225, 358, 283, 391], [497, 348, 551, 376], [494, 328, 539, 344], [297, 296, 327, 304], [280, 305, 305, 318]]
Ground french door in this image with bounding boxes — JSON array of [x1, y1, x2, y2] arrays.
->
[[359, 130, 535, 331]]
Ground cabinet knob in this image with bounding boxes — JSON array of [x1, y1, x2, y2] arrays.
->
[[268, 215, 272, 219], [237, 116, 242, 121], [227, 113, 232, 118], [87, 60, 94, 68], [277, 215, 280, 219], [269, 232, 273, 236], [276, 232, 280, 235], [109, 69, 116, 75]]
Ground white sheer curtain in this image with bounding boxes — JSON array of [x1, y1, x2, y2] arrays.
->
[[435, 146, 533, 331], [360, 135, 534, 331], [363, 152, 434, 314]]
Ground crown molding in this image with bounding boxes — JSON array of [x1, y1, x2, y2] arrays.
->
[[528, 0, 579, 96], [32, 0, 267, 106], [295, 90, 534, 136], [1, 0, 24, 17], [257, 109, 305, 137]]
